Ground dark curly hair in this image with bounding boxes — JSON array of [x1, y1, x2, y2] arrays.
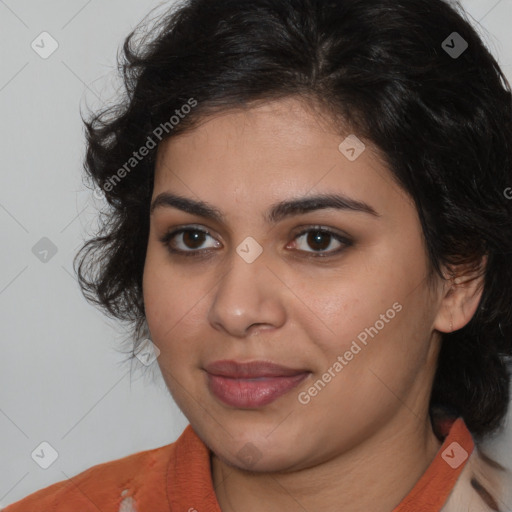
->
[[75, 0, 512, 441]]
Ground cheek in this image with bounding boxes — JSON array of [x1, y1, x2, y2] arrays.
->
[[142, 258, 203, 407], [297, 260, 429, 386], [142, 254, 172, 335], [143, 250, 186, 343], [142, 248, 211, 361], [292, 268, 400, 353]]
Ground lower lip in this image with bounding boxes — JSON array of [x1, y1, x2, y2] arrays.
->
[[207, 373, 309, 408]]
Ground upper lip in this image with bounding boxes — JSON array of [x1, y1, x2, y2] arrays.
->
[[205, 360, 309, 378]]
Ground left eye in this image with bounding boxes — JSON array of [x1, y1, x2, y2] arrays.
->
[[291, 228, 351, 255]]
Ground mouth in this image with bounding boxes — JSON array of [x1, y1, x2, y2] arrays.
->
[[204, 360, 310, 408]]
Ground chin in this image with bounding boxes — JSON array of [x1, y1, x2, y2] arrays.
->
[[214, 443, 303, 474]]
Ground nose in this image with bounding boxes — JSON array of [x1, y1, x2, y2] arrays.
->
[[207, 250, 286, 338]]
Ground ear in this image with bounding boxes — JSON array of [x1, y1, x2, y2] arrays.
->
[[433, 255, 487, 333]]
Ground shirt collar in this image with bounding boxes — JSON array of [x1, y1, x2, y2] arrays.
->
[[167, 417, 474, 512]]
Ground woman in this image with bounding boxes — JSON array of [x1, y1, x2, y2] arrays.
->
[[4, 0, 512, 510]]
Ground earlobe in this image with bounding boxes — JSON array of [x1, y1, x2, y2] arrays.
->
[[433, 255, 487, 334]]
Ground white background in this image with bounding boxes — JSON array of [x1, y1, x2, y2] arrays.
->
[[1, 0, 511, 507]]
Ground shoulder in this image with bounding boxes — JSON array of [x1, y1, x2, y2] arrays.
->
[[1, 442, 176, 512], [442, 444, 511, 512]]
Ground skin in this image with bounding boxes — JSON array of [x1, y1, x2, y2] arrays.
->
[[142, 96, 485, 512]]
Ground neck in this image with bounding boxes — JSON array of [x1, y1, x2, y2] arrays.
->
[[211, 412, 443, 512]]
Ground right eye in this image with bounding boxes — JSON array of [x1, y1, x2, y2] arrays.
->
[[159, 226, 222, 256]]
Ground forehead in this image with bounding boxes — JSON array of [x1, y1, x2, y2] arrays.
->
[[152, 97, 411, 219]]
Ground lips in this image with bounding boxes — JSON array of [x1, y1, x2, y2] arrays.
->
[[205, 360, 308, 378], [205, 360, 310, 408]]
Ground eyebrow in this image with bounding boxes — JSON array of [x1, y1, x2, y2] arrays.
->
[[150, 192, 380, 223]]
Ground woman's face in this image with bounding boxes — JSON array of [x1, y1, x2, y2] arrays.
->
[[143, 97, 446, 472]]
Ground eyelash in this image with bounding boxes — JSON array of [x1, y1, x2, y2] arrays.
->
[[158, 225, 353, 259]]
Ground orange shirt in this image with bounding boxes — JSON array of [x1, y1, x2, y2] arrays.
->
[[2, 417, 474, 512]]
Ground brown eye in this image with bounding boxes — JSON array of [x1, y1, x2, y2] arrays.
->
[[292, 227, 353, 257], [182, 230, 208, 249], [160, 227, 221, 256], [305, 231, 332, 251]]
